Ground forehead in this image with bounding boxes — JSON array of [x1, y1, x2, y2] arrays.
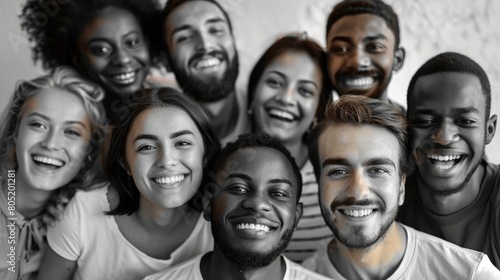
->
[[263, 51, 321, 80], [318, 123, 400, 167], [327, 13, 394, 43], [220, 147, 297, 186], [81, 7, 141, 39], [23, 88, 86, 120], [127, 107, 201, 140], [165, 1, 229, 32], [408, 72, 486, 115]]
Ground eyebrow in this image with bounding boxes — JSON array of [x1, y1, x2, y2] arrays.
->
[[28, 113, 88, 129], [171, 17, 227, 38], [413, 107, 480, 115], [133, 130, 194, 143], [322, 157, 395, 168], [330, 34, 387, 45], [226, 173, 252, 181], [87, 31, 140, 44], [268, 178, 293, 186]]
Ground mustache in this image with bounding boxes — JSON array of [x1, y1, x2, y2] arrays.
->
[[330, 197, 383, 212], [188, 50, 226, 66]]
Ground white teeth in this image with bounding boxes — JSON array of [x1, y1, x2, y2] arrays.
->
[[194, 58, 221, 69], [342, 209, 373, 217], [435, 164, 453, 170], [426, 154, 461, 162], [235, 223, 271, 232], [111, 71, 136, 82], [32, 155, 64, 167], [154, 174, 185, 185], [269, 109, 295, 121], [345, 77, 375, 87]]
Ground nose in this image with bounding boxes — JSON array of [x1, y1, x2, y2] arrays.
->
[[346, 48, 371, 71], [111, 47, 131, 66], [346, 170, 370, 200], [194, 31, 215, 52], [156, 146, 178, 167], [431, 119, 460, 145], [274, 85, 296, 106], [41, 130, 62, 150], [241, 191, 272, 213]]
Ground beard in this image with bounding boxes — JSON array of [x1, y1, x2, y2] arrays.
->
[[171, 50, 239, 103], [323, 197, 398, 250], [211, 220, 295, 271]]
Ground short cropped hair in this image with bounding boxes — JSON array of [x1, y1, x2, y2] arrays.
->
[[326, 0, 401, 47], [0, 66, 107, 189], [308, 95, 408, 180], [106, 87, 221, 215], [247, 34, 329, 118], [407, 52, 491, 118], [21, 0, 162, 70], [207, 133, 303, 202]]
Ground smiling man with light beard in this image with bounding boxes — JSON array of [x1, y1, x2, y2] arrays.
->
[[303, 95, 500, 279], [144, 133, 330, 280], [162, 0, 249, 146], [397, 52, 500, 270]]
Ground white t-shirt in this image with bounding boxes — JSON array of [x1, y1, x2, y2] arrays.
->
[[144, 253, 332, 280], [303, 223, 500, 279], [47, 185, 213, 280]]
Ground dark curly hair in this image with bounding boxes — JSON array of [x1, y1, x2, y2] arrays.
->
[[207, 132, 303, 203], [21, 0, 162, 70]]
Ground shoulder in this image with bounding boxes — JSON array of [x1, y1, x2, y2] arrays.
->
[[284, 256, 332, 280]]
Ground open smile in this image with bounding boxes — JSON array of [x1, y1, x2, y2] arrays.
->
[[267, 108, 298, 122], [32, 154, 65, 170], [426, 153, 465, 172], [107, 70, 138, 85], [151, 174, 188, 188]]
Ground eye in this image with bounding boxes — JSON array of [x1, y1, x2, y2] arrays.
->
[[90, 45, 112, 56], [65, 129, 81, 137], [125, 38, 141, 48], [269, 190, 288, 198], [412, 118, 436, 128], [298, 87, 315, 97], [228, 184, 248, 194], [137, 144, 156, 152], [368, 167, 388, 174], [330, 45, 351, 55], [366, 43, 386, 53], [209, 26, 225, 36], [327, 168, 348, 177], [175, 140, 193, 147], [265, 78, 283, 88], [456, 118, 477, 127], [174, 33, 192, 44], [29, 121, 47, 130]]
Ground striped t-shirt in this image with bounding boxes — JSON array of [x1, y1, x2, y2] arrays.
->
[[284, 160, 334, 263]]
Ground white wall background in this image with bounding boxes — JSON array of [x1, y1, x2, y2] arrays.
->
[[1, 0, 499, 163]]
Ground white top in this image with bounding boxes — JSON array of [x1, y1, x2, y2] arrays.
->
[[47, 185, 213, 280], [144, 254, 332, 280], [285, 160, 334, 263], [303, 223, 500, 279]]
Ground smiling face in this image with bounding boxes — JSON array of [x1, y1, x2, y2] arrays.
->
[[326, 14, 404, 100], [317, 123, 404, 249], [76, 6, 150, 98], [163, 1, 238, 102], [252, 50, 322, 143], [207, 147, 302, 269], [408, 72, 496, 195], [16, 89, 91, 192], [124, 107, 205, 209]]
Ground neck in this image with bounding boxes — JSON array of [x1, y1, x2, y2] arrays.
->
[[10, 170, 54, 219], [282, 139, 308, 169], [417, 164, 484, 215], [200, 91, 238, 140], [201, 246, 285, 280], [136, 196, 194, 229], [378, 90, 389, 103], [329, 223, 406, 280]]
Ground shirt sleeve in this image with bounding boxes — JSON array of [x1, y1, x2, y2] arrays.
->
[[46, 191, 86, 261], [473, 254, 500, 279]]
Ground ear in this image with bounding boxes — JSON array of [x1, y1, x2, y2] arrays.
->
[[202, 183, 217, 222], [294, 202, 304, 229], [392, 47, 406, 72], [485, 114, 497, 144], [398, 174, 406, 206]]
